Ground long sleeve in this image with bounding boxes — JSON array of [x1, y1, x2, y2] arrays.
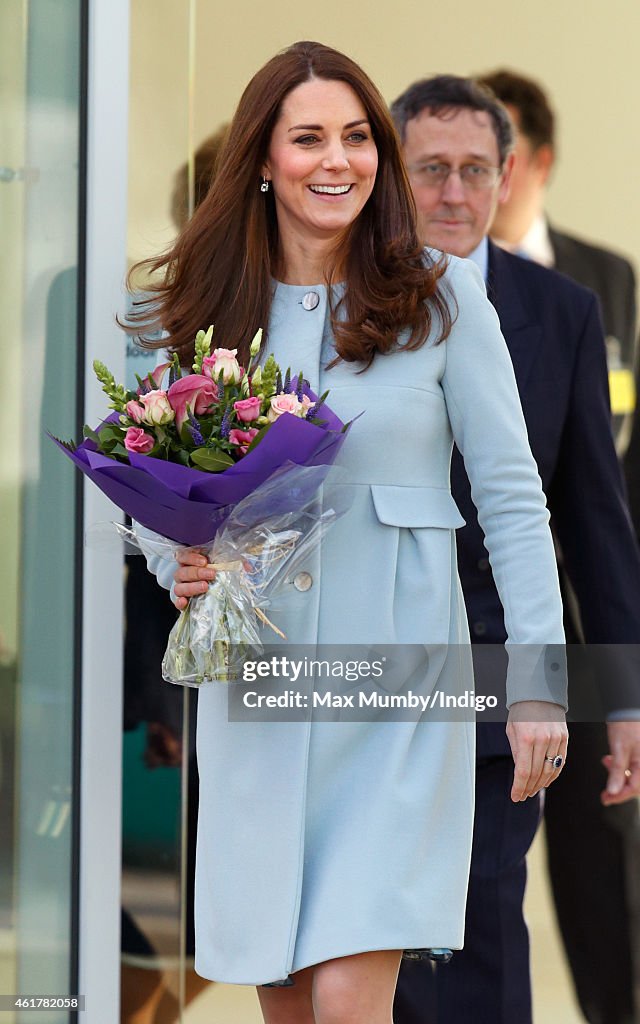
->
[[133, 522, 179, 596], [441, 258, 566, 707], [546, 292, 640, 712]]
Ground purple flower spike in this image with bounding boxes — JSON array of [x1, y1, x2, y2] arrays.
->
[[136, 373, 151, 395], [188, 411, 205, 446], [220, 405, 231, 439]]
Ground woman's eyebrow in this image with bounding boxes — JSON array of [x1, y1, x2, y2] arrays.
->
[[288, 118, 370, 132]]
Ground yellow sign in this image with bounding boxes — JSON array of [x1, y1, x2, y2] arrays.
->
[[609, 368, 636, 415]]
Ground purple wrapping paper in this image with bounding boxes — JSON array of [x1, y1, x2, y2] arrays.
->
[[50, 400, 351, 545]]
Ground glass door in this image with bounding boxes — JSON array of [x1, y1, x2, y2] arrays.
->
[[0, 1, 83, 1019]]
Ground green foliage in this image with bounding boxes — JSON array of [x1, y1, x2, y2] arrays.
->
[[260, 354, 278, 398], [192, 325, 214, 373], [245, 422, 272, 454], [93, 359, 130, 412], [190, 448, 235, 472], [81, 328, 336, 474], [82, 424, 101, 445], [170, 352, 182, 381]]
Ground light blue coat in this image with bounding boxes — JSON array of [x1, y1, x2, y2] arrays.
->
[[146, 256, 565, 985]]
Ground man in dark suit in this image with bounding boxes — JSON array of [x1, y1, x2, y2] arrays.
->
[[478, 69, 637, 456], [390, 75, 640, 1024], [479, 69, 640, 1024]]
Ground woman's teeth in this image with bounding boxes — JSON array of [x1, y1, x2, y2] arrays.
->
[[309, 184, 352, 194]]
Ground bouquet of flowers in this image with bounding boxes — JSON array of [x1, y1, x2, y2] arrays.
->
[[51, 326, 352, 684]]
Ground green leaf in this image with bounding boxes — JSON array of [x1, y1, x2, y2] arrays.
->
[[190, 448, 235, 472], [83, 424, 101, 445], [171, 351, 182, 381], [245, 421, 271, 454], [97, 425, 122, 444]]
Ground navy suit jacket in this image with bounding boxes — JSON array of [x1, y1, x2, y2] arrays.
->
[[452, 242, 640, 756], [549, 225, 637, 452], [549, 225, 637, 363]]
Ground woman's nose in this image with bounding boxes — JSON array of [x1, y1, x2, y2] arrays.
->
[[321, 141, 350, 171]]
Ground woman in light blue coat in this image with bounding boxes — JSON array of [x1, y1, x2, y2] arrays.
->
[[132, 41, 568, 1024]]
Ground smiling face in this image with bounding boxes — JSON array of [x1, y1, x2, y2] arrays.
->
[[403, 106, 513, 258], [262, 77, 378, 269]]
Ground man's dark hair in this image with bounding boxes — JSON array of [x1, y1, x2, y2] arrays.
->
[[390, 74, 514, 167], [477, 70, 555, 152]]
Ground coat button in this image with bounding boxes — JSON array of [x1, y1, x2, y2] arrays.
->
[[302, 291, 320, 310], [477, 557, 490, 572], [473, 621, 486, 637], [293, 571, 313, 592]]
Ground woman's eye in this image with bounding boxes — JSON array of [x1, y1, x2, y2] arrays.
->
[[347, 131, 368, 143], [293, 134, 319, 145]]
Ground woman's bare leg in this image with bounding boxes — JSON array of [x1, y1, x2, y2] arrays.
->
[[257, 967, 315, 1024], [313, 951, 402, 1024], [256, 951, 401, 1024]]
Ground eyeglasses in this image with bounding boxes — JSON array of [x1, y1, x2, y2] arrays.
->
[[407, 162, 502, 190]]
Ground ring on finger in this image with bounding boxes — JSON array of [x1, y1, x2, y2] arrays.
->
[[544, 754, 564, 769]]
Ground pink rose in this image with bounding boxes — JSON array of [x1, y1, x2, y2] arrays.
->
[[301, 394, 313, 414], [139, 389, 175, 426], [229, 427, 259, 456], [233, 396, 262, 423], [202, 348, 242, 384], [168, 374, 218, 430], [126, 399, 145, 424], [267, 393, 303, 422], [124, 427, 154, 454]]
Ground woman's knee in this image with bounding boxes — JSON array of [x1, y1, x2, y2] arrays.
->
[[312, 951, 401, 1024], [256, 970, 315, 1024]]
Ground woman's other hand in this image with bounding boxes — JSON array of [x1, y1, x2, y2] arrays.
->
[[506, 700, 568, 801], [173, 549, 216, 610]]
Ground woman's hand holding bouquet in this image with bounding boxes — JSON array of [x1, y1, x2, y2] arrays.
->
[[52, 326, 353, 685]]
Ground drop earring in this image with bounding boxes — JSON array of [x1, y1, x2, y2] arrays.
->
[[260, 177, 270, 193]]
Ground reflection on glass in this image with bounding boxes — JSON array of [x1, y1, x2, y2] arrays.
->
[[121, 556, 187, 1023], [124, 7, 192, 1021], [123, 4, 237, 1018], [0, 1, 82, 1021]]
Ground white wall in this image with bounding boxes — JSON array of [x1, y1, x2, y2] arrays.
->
[[128, 0, 640, 275]]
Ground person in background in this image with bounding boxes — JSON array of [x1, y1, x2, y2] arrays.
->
[[390, 74, 640, 1024], [169, 123, 230, 231], [479, 68, 640, 1024], [479, 68, 637, 455]]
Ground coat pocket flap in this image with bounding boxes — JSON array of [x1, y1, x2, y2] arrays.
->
[[370, 484, 465, 529]]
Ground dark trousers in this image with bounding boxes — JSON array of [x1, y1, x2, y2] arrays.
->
[[394, 756, 541, 1024], [545, 722, 640, 1024]]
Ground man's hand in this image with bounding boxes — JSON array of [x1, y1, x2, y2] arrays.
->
[[601, 720, 640, 805], [506, 700, 568, 802]]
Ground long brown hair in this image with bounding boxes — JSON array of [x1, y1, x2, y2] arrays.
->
[[124, 40, 453, 367]]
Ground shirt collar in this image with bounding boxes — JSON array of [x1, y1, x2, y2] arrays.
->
[[466, 236, 489, 282], [493, 213, 555, 267]]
